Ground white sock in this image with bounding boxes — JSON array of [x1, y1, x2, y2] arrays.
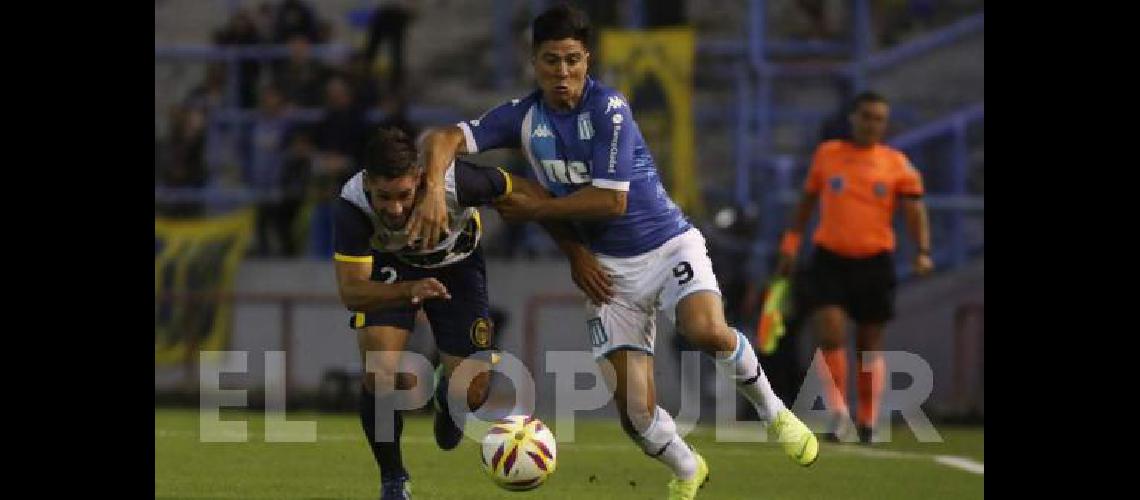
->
[[637, 407, 697, 480], [714, 329, 787, 422]]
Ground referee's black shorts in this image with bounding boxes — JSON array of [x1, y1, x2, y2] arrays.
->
[[805, 245, 897, 324]]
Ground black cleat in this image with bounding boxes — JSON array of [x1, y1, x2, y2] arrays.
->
[[857, 425, 874, 445], [380, 475, 412, 500], [433, 374, 464, 450]]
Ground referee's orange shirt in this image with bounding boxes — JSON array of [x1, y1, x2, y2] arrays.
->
[[805, 140, 925, 258]]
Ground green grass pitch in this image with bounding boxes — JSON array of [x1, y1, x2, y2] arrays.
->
[[156, 409, 983, 499]]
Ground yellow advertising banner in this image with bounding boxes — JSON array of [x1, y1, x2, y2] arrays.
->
[[155, 209, 254, 365], [599, 28, 703, 216]]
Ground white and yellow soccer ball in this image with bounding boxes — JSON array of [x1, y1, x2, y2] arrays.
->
[[480, 415, 557, 491]]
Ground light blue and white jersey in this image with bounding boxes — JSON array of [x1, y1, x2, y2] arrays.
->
[[457, 77, 691, 257]]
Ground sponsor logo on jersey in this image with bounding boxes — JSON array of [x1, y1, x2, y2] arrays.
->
[[607, 123, 622, 174]]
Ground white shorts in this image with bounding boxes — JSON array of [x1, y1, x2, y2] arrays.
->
[[586, 227, 722, 359]]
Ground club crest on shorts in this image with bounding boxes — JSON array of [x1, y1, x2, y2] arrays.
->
[[471, 317, 493, 348]]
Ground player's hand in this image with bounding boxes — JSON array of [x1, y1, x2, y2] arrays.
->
[[494, 193, 540, 223], [569, 250, 614, 306], [914, 253, 934, 277], [774, 253, 796, 277], [406, 183, 448, 250], [407, 278, 451, 305]]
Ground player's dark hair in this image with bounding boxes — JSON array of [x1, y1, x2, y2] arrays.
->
[[363, 126, 419, 179], [852, 91, 889, 109], [532, 3, 591, 50]]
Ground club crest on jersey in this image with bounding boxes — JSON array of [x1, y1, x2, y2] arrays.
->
[[605, 96, 626, 114], [829, 175, 845, 192], [577, 112, 594, 140], [533, 123, 553, 139]]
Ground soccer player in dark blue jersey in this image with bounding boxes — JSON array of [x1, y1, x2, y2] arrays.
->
[[334, 127, 567, 499], [411, 5, 819, 498]]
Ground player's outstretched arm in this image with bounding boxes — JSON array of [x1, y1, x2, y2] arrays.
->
[[334, 260, 451, 311], [495, 184, 626, 222], [407, 126, 469, 250], [494, 175, 615, 304]]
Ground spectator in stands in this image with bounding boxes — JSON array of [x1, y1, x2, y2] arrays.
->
[[303, 75, 370, 258], [157, 104, 209, 217], [273, 35, 331, 107], [254, 2, 276, 40], [313, 75, 368, 187], [794, 0, 837, 39], [213, 8, 264, 108], [184, 63, 228, 115], [364, 0, 414, 94], [246, 84, 297, 255], [273, 0, 321, 43], [345, 51, 382, 110]]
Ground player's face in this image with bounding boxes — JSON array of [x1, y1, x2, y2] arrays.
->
[[850, 101, 890, 146], [533, 39, 590, 111], [365, 172, 422, 229]]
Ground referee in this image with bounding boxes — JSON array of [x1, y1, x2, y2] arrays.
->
[[776, 91, 933, 444]]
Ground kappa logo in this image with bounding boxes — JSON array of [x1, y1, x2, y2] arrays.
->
[[533, 124, 553, 138], [469, 119, 480, 127], [605, 96, 626, 114]]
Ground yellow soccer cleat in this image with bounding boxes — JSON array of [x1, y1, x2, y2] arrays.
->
[[667, 451, 709, 500], [768, 409, 819, 467]]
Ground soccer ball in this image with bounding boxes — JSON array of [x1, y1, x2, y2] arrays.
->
[[480, 415, 557, 491]]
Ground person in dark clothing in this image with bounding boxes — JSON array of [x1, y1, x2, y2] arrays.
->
[[214, 8, 264, 108], [364, 1, 414, 94]]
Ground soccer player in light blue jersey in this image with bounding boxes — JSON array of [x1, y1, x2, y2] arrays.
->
[[411, 5, 818, 498]]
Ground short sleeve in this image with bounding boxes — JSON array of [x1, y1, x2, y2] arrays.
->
[[895, 154, 925, 198], [588, 93, 635, 191], [332, 198, 374, 263], [456, 96, 531, 153]]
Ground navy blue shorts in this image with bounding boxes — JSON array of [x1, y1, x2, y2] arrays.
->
[[349, 247, 496, 357]]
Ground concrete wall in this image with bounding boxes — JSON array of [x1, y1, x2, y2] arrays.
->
[[158, 254, 983, 425]]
